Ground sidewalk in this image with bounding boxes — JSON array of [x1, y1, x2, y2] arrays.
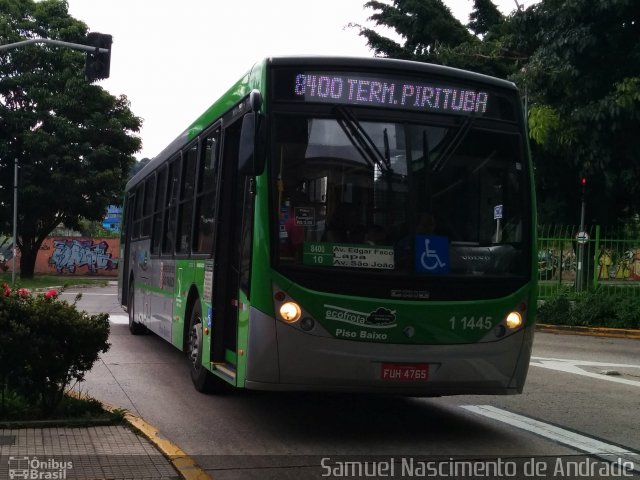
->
[[0, 424, 181, 480]]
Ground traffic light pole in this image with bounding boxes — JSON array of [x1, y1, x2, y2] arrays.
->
[[576, 179, 587, 292], [0, 37, 108, 54]]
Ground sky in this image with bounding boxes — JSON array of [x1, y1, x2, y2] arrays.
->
[[66, 0, 539, 161]]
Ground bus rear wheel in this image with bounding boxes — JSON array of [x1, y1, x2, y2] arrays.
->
[[128, 282, 147, 335], [187, 301, 227, 393]]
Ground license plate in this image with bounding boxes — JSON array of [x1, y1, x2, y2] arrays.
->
[[381, 363, 429, 382]]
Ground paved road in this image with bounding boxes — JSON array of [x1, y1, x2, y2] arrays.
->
[[71, 285, 640, 479]]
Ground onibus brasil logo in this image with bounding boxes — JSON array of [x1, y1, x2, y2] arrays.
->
[[8, 456, 73, 479]]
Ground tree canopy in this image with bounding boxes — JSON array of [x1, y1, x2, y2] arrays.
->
[[0, 0, 142, 277], [352, 0, 640, 226]]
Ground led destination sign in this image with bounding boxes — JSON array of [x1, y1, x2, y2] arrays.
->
[[293, 72, 489, 116]]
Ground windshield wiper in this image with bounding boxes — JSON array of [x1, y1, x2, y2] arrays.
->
[[333, 105, 392, 174], [431, 116, 475, 172]]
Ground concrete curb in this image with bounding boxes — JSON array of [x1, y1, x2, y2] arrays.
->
[[123, 411, 211, 480], [536, 323, 640, 340]]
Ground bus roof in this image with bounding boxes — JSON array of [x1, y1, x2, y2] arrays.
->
[[126, 56, 517, 191], [266, 55, 516, 90]]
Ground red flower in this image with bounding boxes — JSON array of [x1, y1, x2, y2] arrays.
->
[[2, 284, 10, 297], [17, 288, 30, 298], [45, 289, 59, 300]]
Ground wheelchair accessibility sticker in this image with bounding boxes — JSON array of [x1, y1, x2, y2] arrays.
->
[[415, 235, 449, 274]]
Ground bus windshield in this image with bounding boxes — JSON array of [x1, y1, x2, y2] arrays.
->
[[273, 110, 528, 282]]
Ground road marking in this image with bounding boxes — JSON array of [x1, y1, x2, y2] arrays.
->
[[531, 356, 640, 388], [461, 405, 640, 473], [109, 314, 129, 324]]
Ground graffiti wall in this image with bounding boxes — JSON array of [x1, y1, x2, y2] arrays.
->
[[8, 237, 119, 277], [538, 245, 640, 282]]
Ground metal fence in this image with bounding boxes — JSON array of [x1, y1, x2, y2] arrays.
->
[[538, 224, 640, 299]]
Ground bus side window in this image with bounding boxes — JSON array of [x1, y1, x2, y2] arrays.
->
[[132, 187, 143, 239], [141, 175, 155, 238], [151, 166, 167, 254], [162, 156, 181, 255], [194, 129, 220, 254], [176, 143, 197, 254]]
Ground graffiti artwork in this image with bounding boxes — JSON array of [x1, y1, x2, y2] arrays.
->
[[538, 249, 577, 281], [0, 236, 14, 272], [49, 239, 118, 274], [598, 248, 640, 281]]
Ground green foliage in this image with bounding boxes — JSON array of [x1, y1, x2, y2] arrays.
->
[[538, 290, 640, 329], [0, 284, 110, 417], [77, 218, 119, 238], [537, 293, 572, 322], [510, 0, 640, 225], [353, 0, 474, 61], [129, 157, 152, 180], [0, 389, 123, 424], [352, 0, 520, 77], [528, 105, 559, 145], [0, 0, 142, 278], [467, 0, 503, 36]]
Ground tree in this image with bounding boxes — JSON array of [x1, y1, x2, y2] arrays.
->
[[510, 0, 640, 225], [352, 0, 474, 61], [467, 0, 503, 36], [128, 156, 151, 179], [0, 0, 142, 277], [352, 0, 523, 78], [77, 218, 119, 238]]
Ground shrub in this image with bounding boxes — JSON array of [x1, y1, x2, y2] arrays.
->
[[0, 284, 110, 416], [537, 294, 572, 325], [612, 296, 640, 329], [572, 291, 617, 327], [538, 289, 640, 329]]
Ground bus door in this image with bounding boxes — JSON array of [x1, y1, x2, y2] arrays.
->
[[120, 192, 134, 306], [210, 118, 245, 365]]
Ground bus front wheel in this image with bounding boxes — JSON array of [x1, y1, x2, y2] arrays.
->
[[187, 301, 226, 393]]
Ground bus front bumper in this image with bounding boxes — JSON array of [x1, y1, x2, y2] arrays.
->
[[245, 308, 534, 396]]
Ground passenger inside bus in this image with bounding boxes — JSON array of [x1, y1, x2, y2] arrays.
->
[[281, 189, 312, 259]]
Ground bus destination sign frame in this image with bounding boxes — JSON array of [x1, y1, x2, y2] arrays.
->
[[292, 72, 489, 116]]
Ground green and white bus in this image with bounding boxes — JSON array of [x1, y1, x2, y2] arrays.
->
[[119, 56, 536, 395]]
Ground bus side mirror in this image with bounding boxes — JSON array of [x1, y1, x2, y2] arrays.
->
[[238, 112, 265, 176]]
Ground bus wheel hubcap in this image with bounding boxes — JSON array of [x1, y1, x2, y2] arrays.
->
[[189, 322, 201, 369]]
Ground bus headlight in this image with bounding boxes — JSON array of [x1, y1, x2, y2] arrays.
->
[[505, 311, 523, 330], [279, 302, 302, 323]]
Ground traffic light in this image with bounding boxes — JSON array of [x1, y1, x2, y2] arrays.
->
[[85, 32, 112, 81]]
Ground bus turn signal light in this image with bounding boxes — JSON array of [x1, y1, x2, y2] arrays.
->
[[279, 302, 302, 323], [505, 311, 523, 330]]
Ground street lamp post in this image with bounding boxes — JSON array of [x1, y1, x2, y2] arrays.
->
[[11, 158, 18, 285]]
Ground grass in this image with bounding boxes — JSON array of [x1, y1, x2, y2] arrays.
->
[[0, 273, 110, 289], [0, 388, 125, 426]]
